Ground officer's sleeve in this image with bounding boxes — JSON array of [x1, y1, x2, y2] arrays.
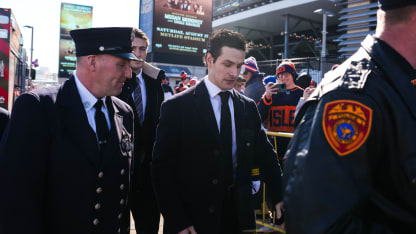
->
[[152, 99, 192, 233], [257, 94, 272, 122], [283, 91, 386, 234], [250, 101, 283, 205], [0, 93, 49, 234]]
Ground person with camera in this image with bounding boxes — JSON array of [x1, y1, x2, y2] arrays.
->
[[257, 61, 303, 159]]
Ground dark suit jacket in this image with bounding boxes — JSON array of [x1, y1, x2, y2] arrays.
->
[[0, 106, 9, 142], [118, 72, 164, 178], [152, 80, 283, 234], [0, 77, 134, 234]]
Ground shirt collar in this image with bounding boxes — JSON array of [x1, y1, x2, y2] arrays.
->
[[204, 76, 234, 98], [74, 71, 106, 111], [136, 70, 144, 82]]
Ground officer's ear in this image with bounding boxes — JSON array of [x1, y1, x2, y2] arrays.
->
[[86, 55, 98, 72]]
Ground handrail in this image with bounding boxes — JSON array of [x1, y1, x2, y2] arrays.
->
[[266, 131, 294, 138]]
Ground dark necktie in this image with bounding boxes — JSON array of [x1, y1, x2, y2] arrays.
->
[[94, 100, 109, 150], [133, 79, 144, 126], [219, 91, 233, 187]]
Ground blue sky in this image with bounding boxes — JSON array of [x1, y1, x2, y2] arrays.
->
[[1, 0, 141, 73]]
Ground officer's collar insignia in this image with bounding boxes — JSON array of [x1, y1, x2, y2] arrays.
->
[[84, 102, 91, 108], [322, 100, 372, 156], [411, 79, 416, 86]]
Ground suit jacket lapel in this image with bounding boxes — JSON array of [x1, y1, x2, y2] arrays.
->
[[194, 80, 220, 138], [57, 77, 101, 168], [102, 97, 123, 164]]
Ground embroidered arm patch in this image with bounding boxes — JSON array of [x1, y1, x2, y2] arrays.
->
[[322, 100, 372, 156]]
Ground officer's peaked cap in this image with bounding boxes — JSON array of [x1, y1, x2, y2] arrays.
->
[[379, 0, 416, 10], [70, 27, 138, 61]]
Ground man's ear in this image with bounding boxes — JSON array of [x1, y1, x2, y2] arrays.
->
[[205, 52, 213, 65], [86, 55, 98, 72]]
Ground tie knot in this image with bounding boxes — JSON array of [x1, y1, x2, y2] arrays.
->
[[219, 91, 230, 104], [94, 100, 104, 110]]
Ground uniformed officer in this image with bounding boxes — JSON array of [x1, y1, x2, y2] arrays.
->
[[0, 27, 136, 234], [283, 1, 416, 233]]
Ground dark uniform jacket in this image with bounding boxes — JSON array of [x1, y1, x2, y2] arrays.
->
[[284, 35, 416, 233], [0, 77, 134, 234], [118, 71, 164, 180], [152, 80, 283, 234]]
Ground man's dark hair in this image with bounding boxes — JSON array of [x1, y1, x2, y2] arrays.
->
[[204, 29, 247, 65], [133, 28, 149, 46]]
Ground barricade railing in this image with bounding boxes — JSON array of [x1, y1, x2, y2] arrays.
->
[[253, 131, 293, 233]]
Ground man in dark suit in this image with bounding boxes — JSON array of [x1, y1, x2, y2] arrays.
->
[[0, 106, 9, 142], [152, 29, 283, 234], [0, 27, 136, 234], [118, 28, 164, 234]]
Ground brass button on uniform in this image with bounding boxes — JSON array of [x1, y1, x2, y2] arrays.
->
[[118, 213, 123, 219], [120, 169, 125, 175], [93, 218, 99, 226], [212, 179, 218, 185], [246, 142, 251, 147], [120, 199, 125, 205], [98, 172, 104, 179], [96, 187, 102, 194], [117, 228, 121, 234], [94, 203, 101, 210], [120, 184, 125, 190]]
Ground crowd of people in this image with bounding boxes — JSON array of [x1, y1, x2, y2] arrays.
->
[[0, 1, 415, 233]]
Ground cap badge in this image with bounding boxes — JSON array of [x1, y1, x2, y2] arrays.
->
[[99, 46, 104, 51]]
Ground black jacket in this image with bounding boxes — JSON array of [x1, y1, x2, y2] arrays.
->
[[118, 71, 164, 168], [284, 35, 416, 233], [0, 77, 134, 234], [152, 80, 283, 234]]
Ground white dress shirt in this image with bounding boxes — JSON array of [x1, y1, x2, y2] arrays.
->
[[131, 70, 147, 121], [74, 71, 111, 142], [204, 77, 237, 168]]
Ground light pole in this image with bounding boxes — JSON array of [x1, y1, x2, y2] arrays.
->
[[24, 25, 34, 79], [313, 9, 334, 77]]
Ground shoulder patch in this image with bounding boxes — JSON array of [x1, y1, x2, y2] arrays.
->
[[322, 100, 372, 156]]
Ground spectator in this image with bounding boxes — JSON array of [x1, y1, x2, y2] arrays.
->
[[257, 61, 303, 159], [242, 56, 265, 103], [234, 76, 246, 94], [162, 76, 174, 99], [174, 71, 190, 94]]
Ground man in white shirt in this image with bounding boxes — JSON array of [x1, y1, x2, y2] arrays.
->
[[0, 27, 136, 234], [152, 29, 284, 234]]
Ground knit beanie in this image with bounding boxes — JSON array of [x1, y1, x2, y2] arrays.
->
[[243, 57, 259, 73], [276, 62, 298, 79]]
